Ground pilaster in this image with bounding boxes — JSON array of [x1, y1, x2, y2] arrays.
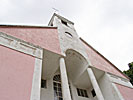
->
[[59, 57, 71, 100], [87, 68, 105, 100]]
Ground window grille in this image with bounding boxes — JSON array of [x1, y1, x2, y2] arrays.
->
[[77, 88, 88, 98], [53, 75, 63, 100], [53, 74, 61, 82]]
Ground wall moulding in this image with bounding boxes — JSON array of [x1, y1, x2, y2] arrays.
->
[[107, 73, 133, 88], [0, 32, 43, 59]]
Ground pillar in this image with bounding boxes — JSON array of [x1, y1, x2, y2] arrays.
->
[[87, 68, 104, 100], [59, 57, 71, 100]]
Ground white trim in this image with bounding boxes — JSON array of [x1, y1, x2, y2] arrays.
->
[[0, 32, 43, 59], [107, 73, 133, 88], [0, 32, 43, 100], [30, 58, 43, 100], [112, 83, 124, 100], [60, 58, 72, 100], [87, 68, 105, 100]]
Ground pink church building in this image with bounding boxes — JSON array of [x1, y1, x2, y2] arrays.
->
[[0, 13, 132, 100]]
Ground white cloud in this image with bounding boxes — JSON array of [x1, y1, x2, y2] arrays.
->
[[0, 0, 133, 71], [75, 0, 133, 71]]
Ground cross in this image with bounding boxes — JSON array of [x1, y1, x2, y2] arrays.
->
[[52, 8, 59, 14]]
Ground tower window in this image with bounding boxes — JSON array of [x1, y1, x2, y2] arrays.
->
[[65, 32, 73, 38], [61, 20, 67, 26], [41, 79, 47, 88], [51, 23, 53, 26], [77, 88, 88, 98], [91, 89, 96, 97]]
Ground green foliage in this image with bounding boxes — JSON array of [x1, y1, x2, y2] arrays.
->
[[123, 62, 133, 85]]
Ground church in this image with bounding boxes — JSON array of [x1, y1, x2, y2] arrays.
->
[[0, 13, 132, 100]]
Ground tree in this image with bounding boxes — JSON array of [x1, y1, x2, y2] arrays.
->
[[123, 62, 133, 85]]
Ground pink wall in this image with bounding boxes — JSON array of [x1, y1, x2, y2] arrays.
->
[[81, 39, 127, 79], [0, 45, 35, 100], [116, 83, 133, 100], [0, 26, 61, 55]]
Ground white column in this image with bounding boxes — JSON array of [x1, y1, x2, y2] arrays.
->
[[59, 57, 71, 100], [87, 68, 104, 100], [30, 58, 42, 100]]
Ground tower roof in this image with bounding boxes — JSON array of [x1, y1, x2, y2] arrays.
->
[[48, 13, 74, 26]]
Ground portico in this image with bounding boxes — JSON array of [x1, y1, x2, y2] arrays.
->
[[41, 48, 105, 100]]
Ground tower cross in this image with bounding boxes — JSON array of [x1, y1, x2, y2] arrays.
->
[[52, 8, 59, 14]]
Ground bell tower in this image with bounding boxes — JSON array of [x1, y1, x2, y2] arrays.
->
[[48, 13, 89, 61]]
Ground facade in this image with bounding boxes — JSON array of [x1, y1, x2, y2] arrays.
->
[[0, 13, 133, 100]]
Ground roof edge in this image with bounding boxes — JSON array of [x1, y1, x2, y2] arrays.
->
[[80, 37, 129, 79], [48, 13, 74, 26], [0, 24, 57, 29]]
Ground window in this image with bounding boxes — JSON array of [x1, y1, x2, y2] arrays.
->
[[91, 89, 96, 97], [51, 23, 53, 26], [77, 88, 88, 98], [65, 32, 73, 38], [41, 79, 46, 88], [61, 20, 67, 26], [53, 75, 63, 100]]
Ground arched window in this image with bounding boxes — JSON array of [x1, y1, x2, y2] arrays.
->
[[53, 75, 63, 100], [65, 32, 73, 38]]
